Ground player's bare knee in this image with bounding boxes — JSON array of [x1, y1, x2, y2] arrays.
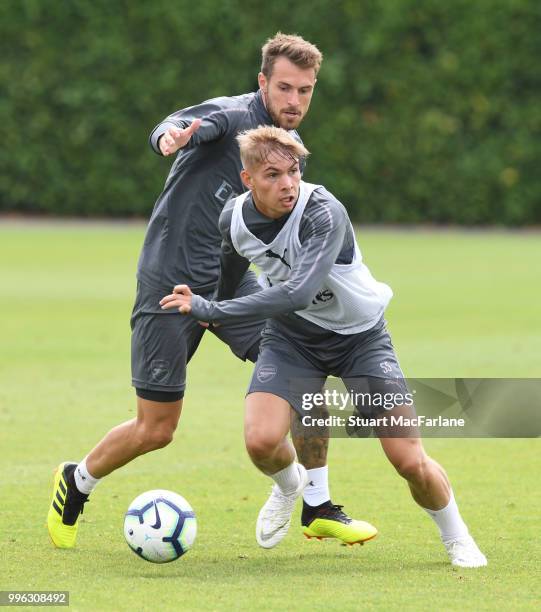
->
[[149, 427, 175, 450], [135, 422, 176, 452], [394, 453, 428, 483], [245, 430, 280, 462]]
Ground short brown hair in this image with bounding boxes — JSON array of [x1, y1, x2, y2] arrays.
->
[[261, 32, 323, 78], [237, 125, 310, 169]]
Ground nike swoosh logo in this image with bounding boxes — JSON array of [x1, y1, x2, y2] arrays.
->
[[150, 502, 161, 530], [260, 521, 288, 541]]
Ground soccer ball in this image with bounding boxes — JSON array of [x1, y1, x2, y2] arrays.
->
[[124, 489, 197, 563]]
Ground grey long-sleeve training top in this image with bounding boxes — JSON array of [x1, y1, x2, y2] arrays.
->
[[139, 90, 301, 293], [190, 188, 355, 332]]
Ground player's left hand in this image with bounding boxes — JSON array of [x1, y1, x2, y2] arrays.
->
[[160, 284, 193, 314]]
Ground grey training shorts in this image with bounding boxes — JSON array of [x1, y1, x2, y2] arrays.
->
[[248, 316, 409, 417], [131, 271, 264, 396]]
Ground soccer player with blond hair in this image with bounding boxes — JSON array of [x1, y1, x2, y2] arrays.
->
[[161, 126, 487, 567]]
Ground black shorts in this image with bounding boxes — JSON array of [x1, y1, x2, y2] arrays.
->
[[131, 272, 264, 396], [248, 317, 409, 417]]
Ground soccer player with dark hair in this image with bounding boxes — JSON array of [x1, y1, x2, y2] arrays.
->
[[160, 126, 487, 567], [48, 33, 372, 550]]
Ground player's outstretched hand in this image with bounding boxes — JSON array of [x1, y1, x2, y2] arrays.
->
[[160, 284, 193, 314], [159, 118, 202, 156]]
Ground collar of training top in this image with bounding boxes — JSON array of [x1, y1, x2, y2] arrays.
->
[[253, 89, 274, 125]]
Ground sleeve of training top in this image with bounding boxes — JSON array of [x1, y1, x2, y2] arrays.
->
[[149, 100, 231, 155], [190, 198, 348, 324], [214, 201, 251, 301]]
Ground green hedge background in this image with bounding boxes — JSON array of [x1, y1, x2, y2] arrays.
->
[[1, 0, 540, 224]]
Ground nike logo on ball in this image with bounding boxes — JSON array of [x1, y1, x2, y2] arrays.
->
[[150, 502, 162, 530]]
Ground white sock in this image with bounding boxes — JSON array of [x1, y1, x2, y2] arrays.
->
[[74, 458, 101, 495], [271, 462, 301, 495], [423, 491, 469, 543], [303, 466, 330, 506]]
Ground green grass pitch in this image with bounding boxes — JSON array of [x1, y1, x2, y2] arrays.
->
[[1, 223, 540, 611]]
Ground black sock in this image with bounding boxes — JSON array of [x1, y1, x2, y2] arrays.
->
[[301, 499, 333, 526]]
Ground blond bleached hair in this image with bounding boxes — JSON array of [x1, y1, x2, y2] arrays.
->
[[261, 32, 323, 77], [237, 126, 310, 170]]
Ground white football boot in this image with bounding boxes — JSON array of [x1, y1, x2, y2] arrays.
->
[[444, 535, 488, 568], [256, 463, 309, 549]]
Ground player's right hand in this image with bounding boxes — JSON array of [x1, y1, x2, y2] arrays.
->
[[159, 118, 202, 156], [159, 284, 193, 314]]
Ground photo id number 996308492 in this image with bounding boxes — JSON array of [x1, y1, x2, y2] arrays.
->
[[0, 591, 69, 606]]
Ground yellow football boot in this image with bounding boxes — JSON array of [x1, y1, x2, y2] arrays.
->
[[302, 503, 377, 545], [47, 462, 88, 548]]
